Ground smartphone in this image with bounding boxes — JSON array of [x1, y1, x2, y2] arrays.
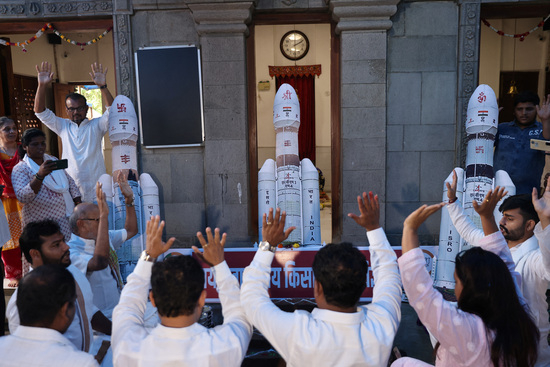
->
[[52, 159, 68, 170]]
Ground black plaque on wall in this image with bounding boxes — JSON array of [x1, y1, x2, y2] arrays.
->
[[135, 46, 204, 147]]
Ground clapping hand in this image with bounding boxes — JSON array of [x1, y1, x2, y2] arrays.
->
[[36, 62, 54, 86], [193, 228, 226, 267], [90, 62, 108, 87], [347, 191, 380, 231]]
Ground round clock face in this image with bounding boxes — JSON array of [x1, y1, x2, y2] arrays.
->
[[280, 31, 309, 61]]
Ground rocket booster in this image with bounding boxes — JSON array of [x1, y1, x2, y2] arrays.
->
[[434, 168, 464, 289], [274, 83, 302, 244]]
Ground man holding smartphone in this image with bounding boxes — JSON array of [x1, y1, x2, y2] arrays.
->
[[34, 61, 114, 203]]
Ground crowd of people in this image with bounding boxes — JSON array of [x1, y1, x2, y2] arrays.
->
[[0, 61, 550, 366]]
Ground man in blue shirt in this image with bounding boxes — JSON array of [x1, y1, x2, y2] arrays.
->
[[494, 91, 550, 194]]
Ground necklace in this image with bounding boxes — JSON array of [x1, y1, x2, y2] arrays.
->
[[0, 145, 17, 157]]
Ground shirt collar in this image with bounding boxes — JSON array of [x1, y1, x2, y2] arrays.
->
[[311, 307, 365, 324], [149, 322, 206, 339], [13, 325, 75, 347], [69, 233, 96, 254], [510, 235, 539, 262]]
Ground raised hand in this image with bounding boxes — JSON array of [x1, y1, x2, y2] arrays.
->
[[402, 203, 445, 253], [192, 227, 226, 267], [116, 171, 133, 202], [537, 94, 550, 122], [404, 203, 445, 232], [145, 216, 176, 259], [262, 208, 295, 246], [36, 61, 54, 86], [445, 170, 458, 201], [90, 62, 108, 87], [533, 175, 550, 229], [347, 191, 380, 231], [472, 186, 507, 218], [96, 182, 109, 216]]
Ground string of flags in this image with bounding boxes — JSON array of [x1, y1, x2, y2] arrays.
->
[[481, 14, 550, 41], [0, 23, 112, 52]]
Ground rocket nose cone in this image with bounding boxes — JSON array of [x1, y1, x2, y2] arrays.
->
[[274, 83, 300, 109], [273, 83, 301, 126], [468, 84, 498, 109], [111, 95, 137, 117]]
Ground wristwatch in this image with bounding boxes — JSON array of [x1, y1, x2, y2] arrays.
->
[[259, 241, 277, 253], [139, 250, 156, 262]]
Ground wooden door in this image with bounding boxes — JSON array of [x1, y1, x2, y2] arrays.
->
[[0, 37, 15, 118]]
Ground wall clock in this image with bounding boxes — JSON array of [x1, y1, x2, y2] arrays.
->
[[280, 30, 309, 61]]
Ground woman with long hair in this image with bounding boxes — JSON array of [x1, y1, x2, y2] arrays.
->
[[392, 187, 539, 367], [11, 128, 81, 241], [0, 117, 24, 287]]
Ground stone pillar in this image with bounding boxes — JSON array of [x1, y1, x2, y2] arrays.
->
[[189, 1, 255, 246], [457, 0, 481, 166], [328, 0, 399, 244]]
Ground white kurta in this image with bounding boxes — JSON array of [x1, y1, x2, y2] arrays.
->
[[69, 229, 127, 319], [112, 259, 252, 367], [447, 200, 550, 367], [240, 228, 402, 367], [35, 108, 110, 202], [7, 264, 98, 352], [0, 325, 98, 367]]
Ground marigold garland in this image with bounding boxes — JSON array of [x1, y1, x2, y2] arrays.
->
[[481, 15, 550, 41], [0, 23, 52, 52], [0, 23, 112, 52], [53, 26, 113, 50]]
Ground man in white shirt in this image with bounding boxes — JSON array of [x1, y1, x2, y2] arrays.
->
[[34, 61, 114, 202], [241, 192, 402, 367], [68, 177, 137, 319], [7, 220, 112, 353], [112, 216, 253, 367], [446, 171, 550, 367], [0, 264, 98, 367]]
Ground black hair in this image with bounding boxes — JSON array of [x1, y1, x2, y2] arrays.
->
[[17, 264, 75, 327], [499, 194, 539, 225], [20, 220, 61, 264], [312, 242, 368, 308], [0, 116, 15, 129], [513, 91, 540, 108], [19, 128, 46, 159], [65, 93, 87, 105], [454, 247, 539, 367], [151, 255, 205, 317]]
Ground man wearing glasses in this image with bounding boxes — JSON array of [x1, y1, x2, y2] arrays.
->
[[34, 61, 114, 202], [68, 178, 137, 319]]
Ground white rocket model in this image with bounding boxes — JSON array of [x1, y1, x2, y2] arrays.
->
[[98, 95, 160, 280], [258, 84, 321, 245], [434, 85, 515, 289]]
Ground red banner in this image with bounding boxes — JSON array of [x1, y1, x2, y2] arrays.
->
[[164, 246, 438, 302]]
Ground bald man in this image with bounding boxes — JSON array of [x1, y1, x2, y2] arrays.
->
[[68, 174, 137, 319]]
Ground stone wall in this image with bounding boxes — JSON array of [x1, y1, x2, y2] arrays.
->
[[386, 1, 459, 244]]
